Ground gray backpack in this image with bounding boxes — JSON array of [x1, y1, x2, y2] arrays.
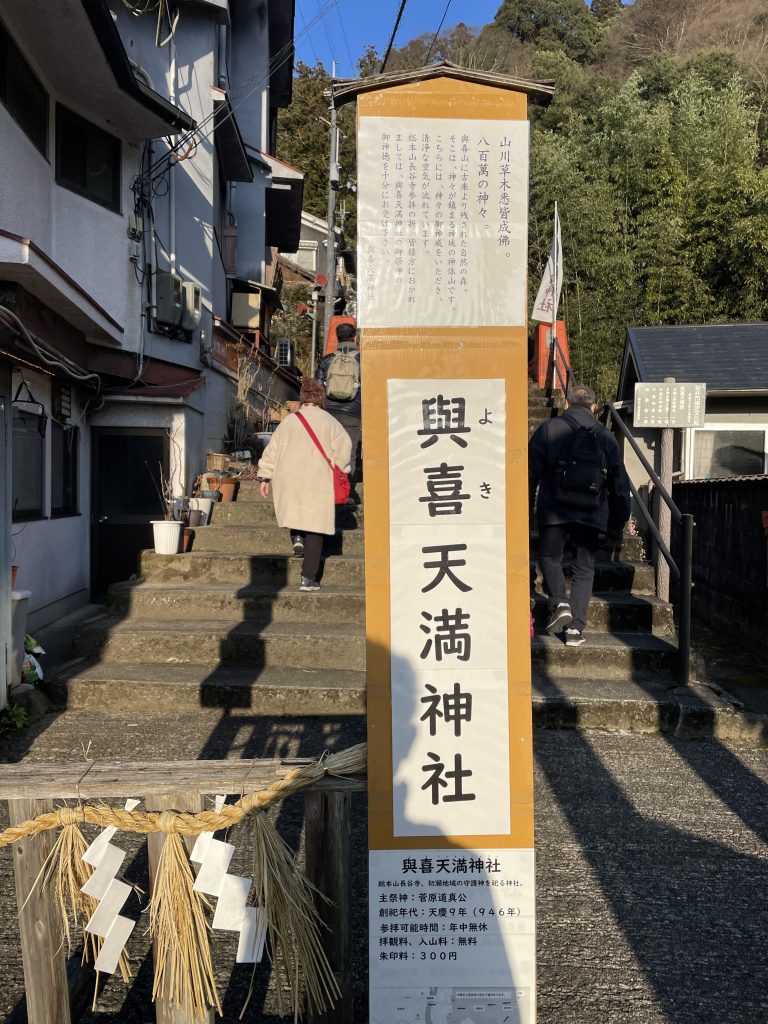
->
[[325, 349, 359, 401]]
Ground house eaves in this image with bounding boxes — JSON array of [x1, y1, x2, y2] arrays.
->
[[1, 0, 195, 142]]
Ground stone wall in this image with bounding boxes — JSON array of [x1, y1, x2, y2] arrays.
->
[[673, 477, 768, 639]]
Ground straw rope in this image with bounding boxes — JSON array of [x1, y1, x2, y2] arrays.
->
[[0, 743, 367, 848]]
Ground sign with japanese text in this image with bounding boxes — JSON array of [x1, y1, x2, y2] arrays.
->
[[634, 382, 706, 428], [357, 73, 535, 1024], [357, 118, 529, 329], [389, 379, 509, 838]]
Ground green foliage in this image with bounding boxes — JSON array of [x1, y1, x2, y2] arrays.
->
[[271, 285, 315, 376], [0, 703, 28, 733], [494, 0, 602, 63]]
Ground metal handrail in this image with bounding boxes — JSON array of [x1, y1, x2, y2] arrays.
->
[[537, 337, 694, 685]]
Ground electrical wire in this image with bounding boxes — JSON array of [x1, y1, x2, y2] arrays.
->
[[296, 0, 321, 65], [315, 0, 336, 62], [425, 0, 453, 63], [138, 1, 339, 187], [381, 0, 408, 73], [333, 0, 355, 71], [0, 306, 102, 393]]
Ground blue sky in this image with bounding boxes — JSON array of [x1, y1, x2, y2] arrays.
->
[[294, 0, 505, 78]]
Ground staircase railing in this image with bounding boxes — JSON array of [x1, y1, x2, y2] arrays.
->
[[544, 334, 694, 686]]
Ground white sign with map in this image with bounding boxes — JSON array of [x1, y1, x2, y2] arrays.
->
[[370, 848, 535, 1024]]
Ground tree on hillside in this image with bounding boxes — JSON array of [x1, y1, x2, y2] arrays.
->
[[275, 61, 357, 231], [494, 0, 602, 63], [590, 0, 625, 21]]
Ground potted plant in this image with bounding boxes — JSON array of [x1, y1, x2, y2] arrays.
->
[[149, 462, 183, 554]]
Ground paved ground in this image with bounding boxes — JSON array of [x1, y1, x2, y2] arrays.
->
[[1, 708, 767, 1023]]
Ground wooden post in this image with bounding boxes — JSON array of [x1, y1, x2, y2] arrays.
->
[[8, 798, 71, 1024], [304, 789, 352, 1024], [146, 790, 214, 1024], [657, 376, 675, 601]]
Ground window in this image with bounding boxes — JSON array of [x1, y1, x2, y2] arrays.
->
[[689, 427, 767, 479], [55, 105, 120, 211], [0, 20, 48, 154], [12, 410, 44, 519], [51, 423, 78, 516]]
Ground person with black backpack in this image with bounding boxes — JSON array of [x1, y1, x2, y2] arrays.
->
[[529, 383, 631, 647], [315, 323, 361, 497]]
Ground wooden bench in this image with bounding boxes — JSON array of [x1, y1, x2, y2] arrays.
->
[[0, 758, 365, 1024]]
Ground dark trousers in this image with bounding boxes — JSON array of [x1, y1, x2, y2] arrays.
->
[[297, 531, 324, 581], [331, 410, 362, 482], [538, 522, 602, 632]]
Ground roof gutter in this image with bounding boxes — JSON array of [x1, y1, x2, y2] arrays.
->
[[80, 0, 196, 133]]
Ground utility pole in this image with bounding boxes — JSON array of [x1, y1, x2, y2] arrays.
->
[[323, 61, 339, 351]]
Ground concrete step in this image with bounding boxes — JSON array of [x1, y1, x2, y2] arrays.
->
[[109, 580, 365, 623], [530, 533, 646, 562], [531, 591, 674, 635], [211, 500, 363, 529], [75, 616, 366, 670], [531, 630, 678, 681], [235, 480, 364, 503], [532, 560, 656, 596], [48, 659, 366, 714], [191, 524, 365, 556], [140, 551, 365, 588]]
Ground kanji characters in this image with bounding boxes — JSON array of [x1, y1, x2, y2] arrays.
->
[[419, 608, 472, 662], [419, 463, 470, 517], [421, 544, 472, 593], [421, 752, 476, 804], [417, 395, 471, 448], [420, 682, 473, 737]]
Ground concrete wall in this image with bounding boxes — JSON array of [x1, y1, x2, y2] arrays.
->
[[673, 478, 768, 646]]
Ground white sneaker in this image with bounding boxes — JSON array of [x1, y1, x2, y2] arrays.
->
[[564, 628, 586, 647]]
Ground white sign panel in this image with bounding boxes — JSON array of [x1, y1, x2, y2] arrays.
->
[[358, 119, 529, 328], [634, 382, 706, 428], [388, 379, 508, 838], [370, 848, 536, 1024]]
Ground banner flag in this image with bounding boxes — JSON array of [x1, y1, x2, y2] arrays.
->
[[531, 203, 562, 324]]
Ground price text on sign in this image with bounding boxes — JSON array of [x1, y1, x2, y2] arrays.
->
[[633, 383, 706, 428]]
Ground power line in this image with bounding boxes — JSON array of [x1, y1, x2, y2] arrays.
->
[[380, 0, 408, 74], [296, 0, 321, 65], [315, 0, 336, 64], [333, 0, 355, 72], [138, 0, 338, 185], [425, 0, 453, 64]]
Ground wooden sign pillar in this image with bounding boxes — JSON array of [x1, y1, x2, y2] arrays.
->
[[343, 65, 552, 1024]]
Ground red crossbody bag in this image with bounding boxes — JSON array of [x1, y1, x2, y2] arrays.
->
[[295, 412, 351, 505]]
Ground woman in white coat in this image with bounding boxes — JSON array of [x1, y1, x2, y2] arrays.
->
[[257, 378, 352, 591]]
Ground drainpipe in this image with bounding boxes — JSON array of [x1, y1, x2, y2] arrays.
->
[[169, 44, 177, 275], [218, 25, 228, 89], [147, 141, 158, 329], [129, 60, 155, 91]]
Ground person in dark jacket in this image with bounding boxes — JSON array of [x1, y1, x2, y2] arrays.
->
[[315, 323, 361, 494], [529, 383, 631, 647]]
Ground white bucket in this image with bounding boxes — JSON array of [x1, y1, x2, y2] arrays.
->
[[11, 590, 31, 685], [189, 497, 214, 526], [151, 520, 183, 554]]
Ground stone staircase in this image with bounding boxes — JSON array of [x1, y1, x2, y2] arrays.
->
[[527, 382, 678, 684], [51, 482, 367, 714], [49, 384, 678, 713]]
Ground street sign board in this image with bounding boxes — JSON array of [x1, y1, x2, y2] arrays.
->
[[633, 382, 706, 428], [357, 75, 535, 1024]]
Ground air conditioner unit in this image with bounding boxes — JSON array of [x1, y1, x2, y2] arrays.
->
[[155, 271, 183, 327], [275, 338, 295, 368], [181, 281, 202, 331]]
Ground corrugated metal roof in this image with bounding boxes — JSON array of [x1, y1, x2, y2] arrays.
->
[[625, 323, 768, 393], [676, 474, 768, 485]]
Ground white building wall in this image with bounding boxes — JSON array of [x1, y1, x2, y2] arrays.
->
[[10, 368, 92, 630]]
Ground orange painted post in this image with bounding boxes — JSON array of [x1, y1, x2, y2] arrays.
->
[[335, 65, 554, 1023]]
